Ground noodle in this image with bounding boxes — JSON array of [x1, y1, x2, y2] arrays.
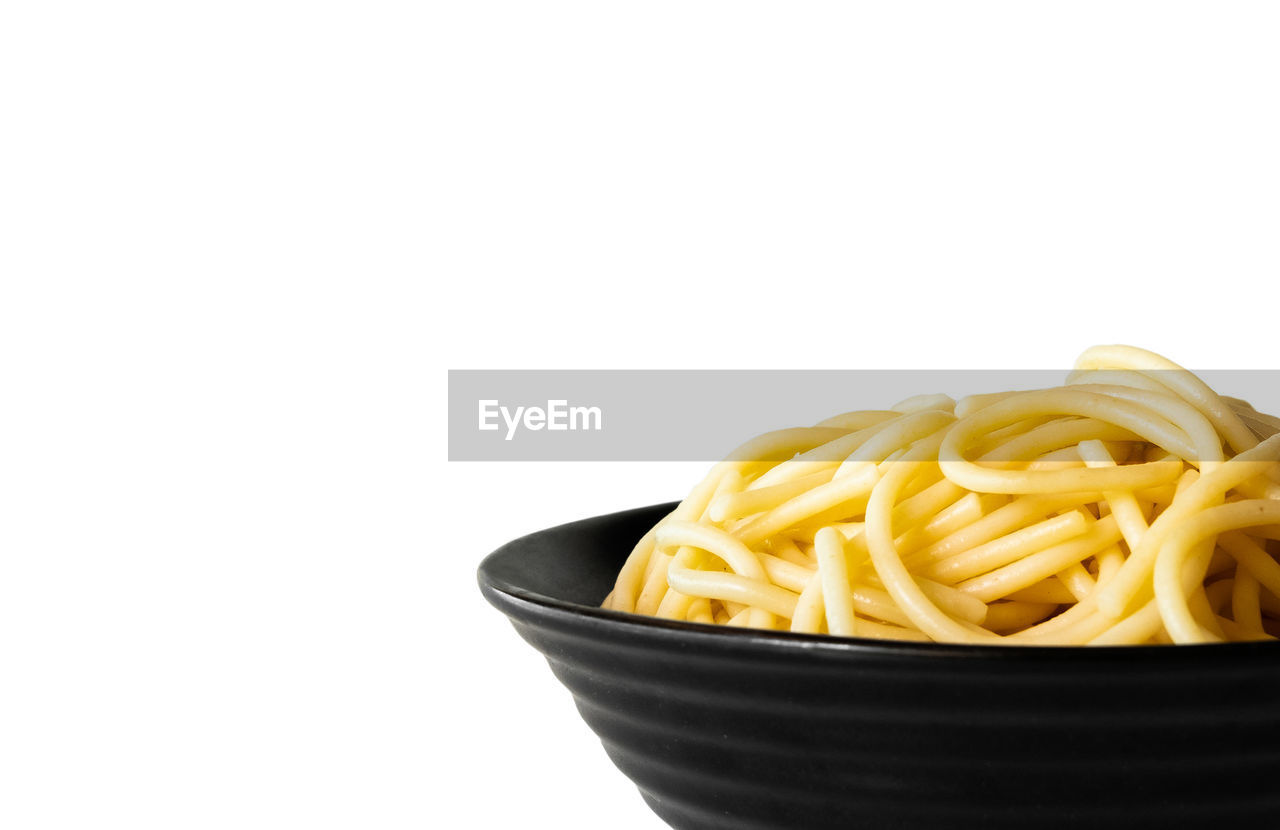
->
[[603, 346, 1280, 645]]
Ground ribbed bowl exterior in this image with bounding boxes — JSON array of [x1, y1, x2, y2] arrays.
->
[[479, 504, 1280, 830]]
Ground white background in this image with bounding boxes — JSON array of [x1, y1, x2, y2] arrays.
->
[[3, 2, 1279, 828]]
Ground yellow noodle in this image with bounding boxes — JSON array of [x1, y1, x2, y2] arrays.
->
[[605, 345, 1280, 646], [790, 572, 825, 633], [958, 516, 1124, 604], [710, 470, 836, 522], [984, 601, 1060, 633], [734, 463, 880, 546], [862, 572, 988, 625], [1155, 499, 1280, 642], [1056, 563, 1096, 603], [1006, 579, 1077, 605], [767, 535, 813, 567], [667, 566, 796, 621], [815, 527, 858, 637], [923, 511, 1091, 583], [1098, 435, 1280, 618], [1072, 344, 1258, 454], [905, 492, 1097, 567]]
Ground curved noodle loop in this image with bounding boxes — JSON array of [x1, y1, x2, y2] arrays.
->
[[604, 346, 1280, 645]]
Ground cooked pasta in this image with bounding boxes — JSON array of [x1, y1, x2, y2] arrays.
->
[[602, 345, 1280, 645]]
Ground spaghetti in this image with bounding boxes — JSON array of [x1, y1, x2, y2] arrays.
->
[[603, 346, 1280, 645]]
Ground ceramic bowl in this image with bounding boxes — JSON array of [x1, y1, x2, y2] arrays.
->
[[478, 503, 1280, 829]]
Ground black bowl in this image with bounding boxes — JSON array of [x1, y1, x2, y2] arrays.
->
[[478, 503, 1280, 830]]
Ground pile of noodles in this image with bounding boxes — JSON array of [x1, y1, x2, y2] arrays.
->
[[603, 345, 1280, 645]]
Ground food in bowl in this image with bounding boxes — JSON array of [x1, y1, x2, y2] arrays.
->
[[603, 345, 1280, 645]]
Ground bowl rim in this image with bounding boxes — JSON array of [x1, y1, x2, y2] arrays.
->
[[479, 502, 1280, 662]]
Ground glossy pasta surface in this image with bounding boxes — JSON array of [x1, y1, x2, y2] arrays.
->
[[603, 346, 1280, 645]]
